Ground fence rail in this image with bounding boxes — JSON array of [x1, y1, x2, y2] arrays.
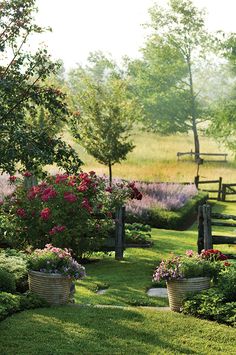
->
[[177, 151, 228, 162], [198, 204, 236, 259], [194, 176, 222, 200], [222, 184, 236, 202]]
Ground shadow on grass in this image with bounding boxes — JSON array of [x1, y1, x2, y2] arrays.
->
[[0, 306, 199, 354]]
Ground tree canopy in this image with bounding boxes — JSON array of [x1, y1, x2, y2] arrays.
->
[[68, 52, 140, 184], [128, 0, 218, 157], [0, 0, 82, 176]]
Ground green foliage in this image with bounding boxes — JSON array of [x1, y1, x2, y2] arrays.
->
[[0, 249, 28, 292], [68, 52, 140, 183], [217, 266, 236, 301], [0, 268, 16, 293], [182, 265, 236, 327], [125, 223, 152, 245], [126, 192, 207, 230], [127, 0, 218, 154], [207, 31, 236, 155], [0, 0, 82, 176], [0, 291, 48, 321]]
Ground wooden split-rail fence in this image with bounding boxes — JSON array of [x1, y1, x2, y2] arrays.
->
[[177, 151, 228, 162], [194, 176, 236, 202], [198, 204, 236, 259]]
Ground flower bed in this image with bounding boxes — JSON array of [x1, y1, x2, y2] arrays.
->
[[125, 182, 207, 229]]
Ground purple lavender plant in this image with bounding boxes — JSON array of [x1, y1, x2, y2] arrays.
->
[[126, 182, 197, 217]]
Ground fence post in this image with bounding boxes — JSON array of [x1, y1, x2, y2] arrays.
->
[[203, 204, 213, 250], [23, 175, 38, 190], [115, 206, 125, 260], [218, 177, 222, 201], [222, 184, 226, 202], [197, 205, 204, 253], [194, 175, 199, 189]]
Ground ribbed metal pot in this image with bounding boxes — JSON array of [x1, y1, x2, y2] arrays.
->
[[28, 270, 72, 305], [166, 277, 211, 312]]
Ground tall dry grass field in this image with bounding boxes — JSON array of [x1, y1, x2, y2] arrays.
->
[[63, 130, 236, 183]]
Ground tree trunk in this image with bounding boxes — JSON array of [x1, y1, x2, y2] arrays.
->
[[192, 119, 200, 160], [108, 161, 112, 186], [187, 52, 200, 160]]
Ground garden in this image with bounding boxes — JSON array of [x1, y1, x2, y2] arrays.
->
[[1, 1, 236, 354], [0, 169, 236, 354]]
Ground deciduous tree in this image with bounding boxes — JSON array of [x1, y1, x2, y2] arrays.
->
[[0, 0, 82, 176]]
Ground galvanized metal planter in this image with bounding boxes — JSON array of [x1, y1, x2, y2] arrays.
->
[[166, 276, 211, 312], [28, 270, 72, 305]]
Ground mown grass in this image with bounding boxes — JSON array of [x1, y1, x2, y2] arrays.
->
[[0, 306, 235, 355], [74, 227, 198, 308]]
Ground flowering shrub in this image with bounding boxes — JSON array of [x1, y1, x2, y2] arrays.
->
[[152, 249, 228, 282], [3, 172, 142, 258], [28, 244, 86, 280], [126, 182, 197, 219]]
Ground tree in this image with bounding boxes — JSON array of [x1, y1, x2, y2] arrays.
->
[[0, 0, 82, 176], [68, 53, 140, 184], [128, 0, 217, 158], [207, 35, 236, 155]]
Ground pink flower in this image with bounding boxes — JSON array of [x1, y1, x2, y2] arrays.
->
[[27, 186, 40, 200], [55, 174, 68, 184], [23, 171, 32, 177], [81, 197, 92, 213], [64, 192, 77, 203], [77, 182, 88, 192], [16, 208, 26, 218], [9, 176, 17, 182], [186, 250, 194, 257], [40, 207, 51, 220], [49, 225, 66, 235], [41, 187, 57, 201], [79, 173, 89, 180]]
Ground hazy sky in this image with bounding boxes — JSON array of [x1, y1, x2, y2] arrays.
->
[[33, 0, 236, 71]]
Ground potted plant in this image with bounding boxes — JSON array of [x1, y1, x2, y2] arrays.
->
[[153, 249, 228, 312], [28, 244, 86, 305]]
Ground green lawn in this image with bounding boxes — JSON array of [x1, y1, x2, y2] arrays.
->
[[0, 306, 235, 355], [75, 227, 198, 307]]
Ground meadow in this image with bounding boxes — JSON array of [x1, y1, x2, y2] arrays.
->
[[64, 130, 236, 183]]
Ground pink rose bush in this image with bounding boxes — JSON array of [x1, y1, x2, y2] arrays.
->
[[4, 171, 142, 258]]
